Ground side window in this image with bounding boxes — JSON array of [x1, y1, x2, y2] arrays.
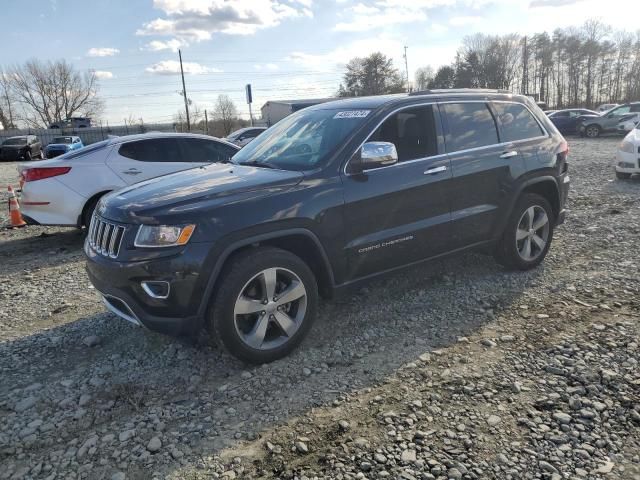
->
[[554, 111, 570, 118], [611, 106, 630, 117], [442, 102, 498, 153], [369, 105, 438, 162], [630, 104, 640, 113], [181, 138, 236, 163], [493, 103, 545, 142], [118, 138, 182, 162]]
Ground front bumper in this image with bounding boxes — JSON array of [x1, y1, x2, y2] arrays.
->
[[84, 237, 216, 336]]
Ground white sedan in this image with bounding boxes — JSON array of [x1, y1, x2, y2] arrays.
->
[[18, 133, 239, 227], [616, 127, 640, 179]]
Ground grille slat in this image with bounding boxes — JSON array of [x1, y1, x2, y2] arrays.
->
[[89, 215, 125, 258]]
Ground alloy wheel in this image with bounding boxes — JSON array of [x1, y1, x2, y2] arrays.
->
[[233, 267, 307, 350], [585, 126, 599, 138], [516, 205, 550, 262]]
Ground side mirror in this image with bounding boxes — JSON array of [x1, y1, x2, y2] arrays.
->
[[350, 141, 398, 173]]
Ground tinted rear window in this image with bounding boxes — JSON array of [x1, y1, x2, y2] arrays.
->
[[493, 103, 544, 142], [119, 138, 183, 162], [3, 137, 27, 146], [442, 103, 498, 153]]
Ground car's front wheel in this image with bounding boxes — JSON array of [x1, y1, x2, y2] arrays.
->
[[585, 124, 601, 138], [24, 150, 32, 161], [210, 247, 318, 363], [494, 193, 555, 271]]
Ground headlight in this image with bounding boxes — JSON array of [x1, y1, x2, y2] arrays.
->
[[619, 140, 635, 154], [134, 224, 196, 248]]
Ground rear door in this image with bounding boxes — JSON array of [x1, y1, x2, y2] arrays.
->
[[342, 104, 452, 280], [106, 137, 196, 185], [441, 101, 526, 248]]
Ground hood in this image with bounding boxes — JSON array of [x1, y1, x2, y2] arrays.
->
[[46, 143, 71, 149], [98, 162, 304, 224]]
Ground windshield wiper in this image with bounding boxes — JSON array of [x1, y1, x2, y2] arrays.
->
[[238, 160, 276, 169]]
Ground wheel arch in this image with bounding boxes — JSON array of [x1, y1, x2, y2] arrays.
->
[[200, 229, 335, 319], [79, 190, 112, 227]]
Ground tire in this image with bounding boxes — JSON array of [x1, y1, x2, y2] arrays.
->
[[616, 171, 632, 180], [210, 247, 318, 364], [585, 124, 601, 138], [82, 195, 103, 228], [494, 193, 555, 271], [24, 150, 32, 161]]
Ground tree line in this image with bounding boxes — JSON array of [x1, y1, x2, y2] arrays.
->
[[340, 20, 640, 109]]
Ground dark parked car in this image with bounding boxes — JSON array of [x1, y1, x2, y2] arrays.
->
[[547, 109, 598, 134], [0, 135, 42, 161], [49, 117, 92, 129], [578, 102, 640, 137], [86, 89, 569, 363]]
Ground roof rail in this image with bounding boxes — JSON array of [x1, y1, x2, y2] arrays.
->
[[409, 88, 512, 96]]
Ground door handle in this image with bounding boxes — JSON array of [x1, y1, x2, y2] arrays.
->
[[424, 165, 448, 175], [123, 168, 142, 175], [500, 151, 519, 159]]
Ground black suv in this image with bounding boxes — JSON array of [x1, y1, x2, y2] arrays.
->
[[85, 90, 569, 363]]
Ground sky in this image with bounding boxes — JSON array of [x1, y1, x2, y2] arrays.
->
[[0, 0, 636, 125]]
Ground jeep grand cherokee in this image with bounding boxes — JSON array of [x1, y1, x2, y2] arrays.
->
[[85, 89, 570, 363]]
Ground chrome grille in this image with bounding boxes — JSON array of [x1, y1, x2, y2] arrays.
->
[[88, 215, 125, 258]]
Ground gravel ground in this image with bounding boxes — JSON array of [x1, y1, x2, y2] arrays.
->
[[0, 138, 638, 480]]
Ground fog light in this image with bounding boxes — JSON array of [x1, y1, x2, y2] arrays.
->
[[141, 281, 170, 299]]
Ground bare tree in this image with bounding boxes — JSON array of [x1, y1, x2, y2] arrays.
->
[[0, 68, 16, 129], [414, 66, 434, 91], [213, 95, 238, 136], [4, 59, 102, 128]]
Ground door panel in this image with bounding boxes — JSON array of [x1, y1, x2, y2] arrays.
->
[[447, 145, 525, 247], [342, 157, 452, 279]]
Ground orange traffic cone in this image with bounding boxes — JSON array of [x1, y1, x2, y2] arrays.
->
[[8, 185, 27, 228]]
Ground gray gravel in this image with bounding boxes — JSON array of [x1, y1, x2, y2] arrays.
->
[[0, 137, 638, 479]]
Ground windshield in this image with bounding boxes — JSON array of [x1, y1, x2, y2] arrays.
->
[[52, 137, 73, 144], [3, 137, 27, 146], [232, 107, 371, 171]]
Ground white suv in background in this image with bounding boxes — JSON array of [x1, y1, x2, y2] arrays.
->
[[18, 133, 239, 227]]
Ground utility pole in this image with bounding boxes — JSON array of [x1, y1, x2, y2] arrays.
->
[[204, 109, 208, 135], [403, 46, 410, 93], [178, 49, 190, 132]]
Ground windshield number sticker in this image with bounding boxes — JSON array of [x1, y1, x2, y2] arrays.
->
[[334, 110, 370, 119]]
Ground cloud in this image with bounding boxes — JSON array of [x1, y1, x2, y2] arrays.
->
[[334, 0, 456, 32], [92, 70, 114, 79], [449, 15, 482, 26], [136, 0, 313, 41], [144, 38, 187, 52], [87, 47, 120, 57], [530, 0, 584, 6], [254, 63, 279, 71], [145, 60, 222, 75]]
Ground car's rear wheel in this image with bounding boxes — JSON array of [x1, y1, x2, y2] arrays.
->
[[616, 171, 632, 180], [494, 193, 555, 271], [585, 125, 601, 138], [210, 247, 318, 363]]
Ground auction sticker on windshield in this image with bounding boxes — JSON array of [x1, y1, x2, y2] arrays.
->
[[334, 110, 371, 119]]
